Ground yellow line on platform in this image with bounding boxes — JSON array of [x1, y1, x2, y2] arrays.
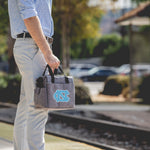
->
[[0, 122, 103, 150]]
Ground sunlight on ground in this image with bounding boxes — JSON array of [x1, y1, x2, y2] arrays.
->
[[91, 94, 141, 103], [92, 94, 126, 102], [0, 122, 102, 150]]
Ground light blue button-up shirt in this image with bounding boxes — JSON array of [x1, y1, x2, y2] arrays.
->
[[8, 0, 54, 39]]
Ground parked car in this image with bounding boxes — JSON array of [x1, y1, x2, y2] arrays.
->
[[133, 64, 150, 77], [79, 66, 117, 81], [117, 64, 150, 77], [70, 63, 97, 77], [116, 64, 130, 75]]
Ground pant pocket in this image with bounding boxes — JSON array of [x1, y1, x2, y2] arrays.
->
[[14, 38, 38, 60]]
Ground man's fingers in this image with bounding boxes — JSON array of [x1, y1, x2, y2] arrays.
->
[[55, 61, 60, 69], [47, 54, 60, 71], [49, 62, 59, 72], [51, 67, 54, 73]]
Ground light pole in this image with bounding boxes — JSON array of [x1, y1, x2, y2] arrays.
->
[[129, 24, 133, 101]]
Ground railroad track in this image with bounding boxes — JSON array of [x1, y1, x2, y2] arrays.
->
[[46, 111, 150, 150], [49, 111, 150, 135]]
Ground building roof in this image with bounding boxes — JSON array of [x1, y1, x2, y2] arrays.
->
[[115, 2, 150, 24]]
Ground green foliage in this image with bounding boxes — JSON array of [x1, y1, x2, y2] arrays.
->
[[93, 34, 129, 66], [0, 72, 21, 89], [0, 35, 8, 58], [139, 25, 150, 32], [0, 72, 21, 104], [0, 72, 8, 88], [71, 38, 100, 58], [94, 34, 122, 56], [131, 0, 150, 4], [0, 0, 9, 35], [74, 78, 93, 104], [71, 34, 130, 62], [103, 35, 121, 56]]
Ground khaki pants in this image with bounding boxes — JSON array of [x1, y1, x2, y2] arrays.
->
[[13, 38, 50, 150]]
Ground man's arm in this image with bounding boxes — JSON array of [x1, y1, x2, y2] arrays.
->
[[24, 16, 60, 71], [16, 0, 60, 71]]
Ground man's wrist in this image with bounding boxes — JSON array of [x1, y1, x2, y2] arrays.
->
[[43, 48, 53, 56]]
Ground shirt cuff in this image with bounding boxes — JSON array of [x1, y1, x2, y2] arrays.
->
[[20, 8, 37, 20]]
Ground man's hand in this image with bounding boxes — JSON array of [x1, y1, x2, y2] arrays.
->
[[43, 50, 60, 72]]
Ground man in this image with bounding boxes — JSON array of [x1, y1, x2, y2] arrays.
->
[[8, 0, 60, 149]]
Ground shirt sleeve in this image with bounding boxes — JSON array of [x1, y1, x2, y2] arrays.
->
[[17, 0, 37, 19]]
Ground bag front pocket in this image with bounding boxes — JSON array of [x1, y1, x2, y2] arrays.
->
[[34, 87, 47, 108]]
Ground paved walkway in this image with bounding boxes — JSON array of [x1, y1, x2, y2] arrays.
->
[[0, 138, 13, 150], [76, 103, 150, 111], [77, 103, 150, 129], [0, 122, 102, 150]]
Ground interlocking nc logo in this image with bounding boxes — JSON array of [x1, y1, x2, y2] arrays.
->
[[53, 90, 70, 102]]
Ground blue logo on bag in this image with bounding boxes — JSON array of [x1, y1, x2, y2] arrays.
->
[[53, 90, 70, 102]]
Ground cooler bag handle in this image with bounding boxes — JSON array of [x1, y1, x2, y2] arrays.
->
[[43, 64, 69, 83]]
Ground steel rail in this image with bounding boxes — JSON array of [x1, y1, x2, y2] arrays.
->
[[50, 111, 150, 135]]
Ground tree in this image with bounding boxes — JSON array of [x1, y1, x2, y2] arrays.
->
[[53, 0, 102, 72], [0, 0, 8, 35], [0, 0, 9, 57], [70, 38, 100, 59]]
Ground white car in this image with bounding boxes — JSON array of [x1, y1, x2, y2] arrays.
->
[[70, 64, 97, 77], [117, 64, 150, 77]]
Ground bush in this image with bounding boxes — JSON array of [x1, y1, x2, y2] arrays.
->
[[122, 77, 141, 99], [93, 34, 129, 66], [0, 72, 21, 104], [102, 75, 142, 100], [0, 73, 93, 105], [102, 75, 129, 96], [138, 75, 150, 104], [74, 78, 93, 104]]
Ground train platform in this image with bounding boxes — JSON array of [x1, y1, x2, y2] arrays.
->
[[0, 122, 103, 150]]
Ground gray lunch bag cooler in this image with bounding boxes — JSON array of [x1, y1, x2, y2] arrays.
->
[[34, 65, 75, 110]]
